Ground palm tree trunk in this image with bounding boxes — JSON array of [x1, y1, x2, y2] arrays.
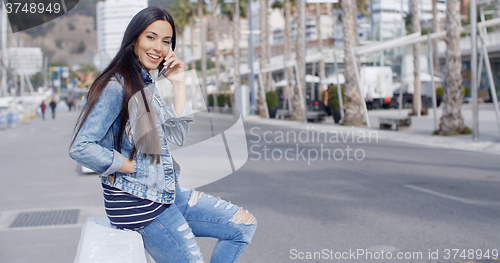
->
[[411, 0, 421, 115], [342, 0, 363, 125], [212, 0, 221, 91], [198, 0, 207, 97], [316, 3, 326, 94], [189, 16, 196, 71], [438, 0, 465, 135], [233, 0, 241, 92], [264, 0, 272, 93], [296, 2, 304, 94], [284, 0, 302, 120], [294, 0, 305, 120], [258, 0, 269, 115], [432, 0, 439, 73]]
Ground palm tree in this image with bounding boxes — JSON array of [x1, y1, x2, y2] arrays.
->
[[341, 0, 363, 125], [198, 0, 207, 94], [169, 0, 197, 71], [286, 0, 305, 120], [212, 0, 221, 90], [258, 0, 270, 115], [233, 0, 241, 95], [296, 0, 305, 118], [272, 0, 304, 120], [169, 0, 195, 67], [220, 0, 247, 98], [437, 0, 466, 135], [293, 0, 307, 121], [316, 3, 326, 95], [169, 0, 200, 109], [170, 15, 185, 62], [189, 17, 196, 71], [432, 0, 439, 73], [263, 0, 272, 97], [411, 0, 421, 115]]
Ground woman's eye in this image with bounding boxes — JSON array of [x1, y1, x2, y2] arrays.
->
[[164, 41, 170, 45], [147, 36, 154, 40]]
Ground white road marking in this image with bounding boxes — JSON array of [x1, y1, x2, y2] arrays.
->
[[405, 185, 500, 206]]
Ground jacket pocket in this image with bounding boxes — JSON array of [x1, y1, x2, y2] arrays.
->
[[133, 154, 149, 180]]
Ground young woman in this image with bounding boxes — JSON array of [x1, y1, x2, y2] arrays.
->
[[69, 6, 256, 263]]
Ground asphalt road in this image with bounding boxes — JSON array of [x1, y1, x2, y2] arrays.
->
[[223, 120, 500, 263], [1, 110, 499, 263]]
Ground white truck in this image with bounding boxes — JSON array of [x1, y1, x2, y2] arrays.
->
[[360, 66, 394, 109]]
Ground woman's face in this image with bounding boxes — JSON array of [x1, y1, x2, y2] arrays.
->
[[134, 20, 173, 71]]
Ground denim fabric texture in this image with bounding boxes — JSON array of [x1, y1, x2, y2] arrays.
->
[[69, 68, 194, 204], [137, 186, 257, 263]]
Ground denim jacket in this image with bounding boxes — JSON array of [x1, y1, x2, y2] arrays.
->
[[69, 68, 194, 204]]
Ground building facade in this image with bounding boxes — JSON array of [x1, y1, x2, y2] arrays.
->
[[96, 0, 148, 69]]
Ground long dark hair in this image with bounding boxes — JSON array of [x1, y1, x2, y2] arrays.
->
[[71, 6, 176, 164]]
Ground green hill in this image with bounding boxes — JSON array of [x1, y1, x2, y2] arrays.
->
[[16, 0, 179, 67]]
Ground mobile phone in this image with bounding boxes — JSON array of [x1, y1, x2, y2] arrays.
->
[[158, 59, 167, 77], [157, 45, 172, 77]]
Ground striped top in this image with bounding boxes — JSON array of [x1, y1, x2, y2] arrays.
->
[[102, 183, 168, 230]]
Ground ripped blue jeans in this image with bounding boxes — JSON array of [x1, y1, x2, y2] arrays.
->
[[136, 186, 257, 263]]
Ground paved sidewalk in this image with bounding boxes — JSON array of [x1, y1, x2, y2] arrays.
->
[[0, 110, 106, 263], [243, 103, 500, 156]]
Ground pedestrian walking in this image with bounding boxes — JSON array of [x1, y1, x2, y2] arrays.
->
[[40, 101, 46, 120], [49, 99, 56, 119], [67, 93, 74, 111], [69, 6, 256, 263]]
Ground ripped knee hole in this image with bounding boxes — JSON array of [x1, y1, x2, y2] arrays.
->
[[188, 190, 203, 207], [229, 208, 257, 225]]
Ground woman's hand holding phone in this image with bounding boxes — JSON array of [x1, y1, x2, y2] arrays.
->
[[160, 47, 185, 84], [160, 46, 186, 117]]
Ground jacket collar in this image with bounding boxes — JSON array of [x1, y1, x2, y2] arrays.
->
[[139, 67, 154, 86]]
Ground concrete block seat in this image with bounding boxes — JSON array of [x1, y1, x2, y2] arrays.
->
[[74, 217, 148, 263], [378, 116, 412, 131]]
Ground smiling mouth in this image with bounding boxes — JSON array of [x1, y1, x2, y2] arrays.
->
[[147, 53, 160, 60]]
